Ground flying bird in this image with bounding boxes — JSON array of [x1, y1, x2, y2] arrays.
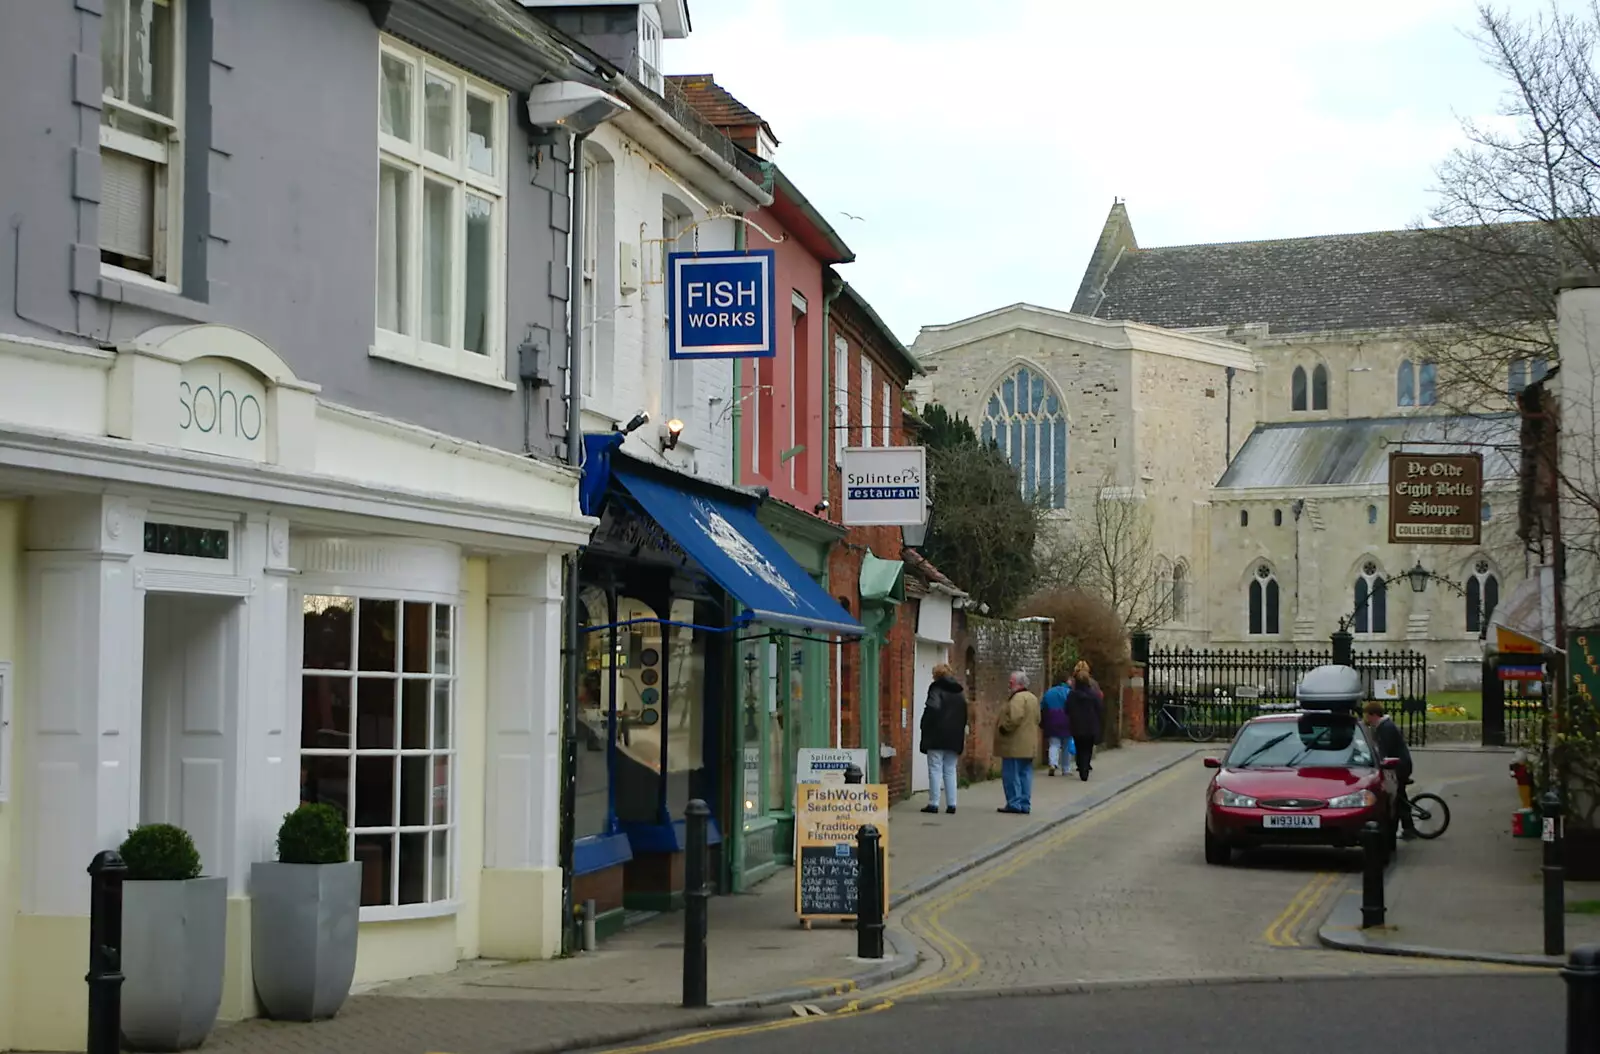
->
[[841, 211, 865, 222]]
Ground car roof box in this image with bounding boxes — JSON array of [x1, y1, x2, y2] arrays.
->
[[1295, 665, 1364, 711]]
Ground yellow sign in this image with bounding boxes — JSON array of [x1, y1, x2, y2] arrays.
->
[[1497, 626, 1543, 655], [794, 782, 890, 923]]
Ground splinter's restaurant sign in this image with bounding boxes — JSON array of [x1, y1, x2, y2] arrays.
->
[[1387, 452, 1483, 546]]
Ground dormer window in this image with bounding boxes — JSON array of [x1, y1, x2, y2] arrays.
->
[[638, 7, 664, 93]]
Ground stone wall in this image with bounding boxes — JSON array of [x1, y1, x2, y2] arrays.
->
[[950, 613, 1051, 781]]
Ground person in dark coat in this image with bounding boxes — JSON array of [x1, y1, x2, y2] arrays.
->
[[919, 663, 971, 814], [1364, 700, 1417, 837], [1064, 661, 1104, 781]]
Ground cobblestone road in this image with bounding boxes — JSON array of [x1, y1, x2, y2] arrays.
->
[[906, 750, 1523, 993]]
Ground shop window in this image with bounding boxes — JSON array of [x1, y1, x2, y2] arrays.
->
[[574, 587, 611, 837], [300, 595, 457, 911], [665, 598, 706, 821], [740, 642, 764, 823]]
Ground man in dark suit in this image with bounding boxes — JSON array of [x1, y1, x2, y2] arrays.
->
[[1364, 700, 1417, 838]]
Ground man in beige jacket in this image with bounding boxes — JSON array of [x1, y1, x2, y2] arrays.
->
[[994, 671, 1041, 814]]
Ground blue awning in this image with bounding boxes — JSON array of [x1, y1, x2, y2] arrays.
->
[[613, 468, 864, 637]]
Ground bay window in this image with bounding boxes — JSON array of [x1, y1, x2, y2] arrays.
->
[[100, 0, 182, 286], [375, 38, 507, 383], [301, 595, 457, 913]]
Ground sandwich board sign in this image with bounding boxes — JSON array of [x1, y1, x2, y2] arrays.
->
[[795, 782, 889, 928]]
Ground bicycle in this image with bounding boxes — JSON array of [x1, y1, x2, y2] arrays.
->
[[1149, 698, 1212, 743], [1403, 784, 1451, 840]]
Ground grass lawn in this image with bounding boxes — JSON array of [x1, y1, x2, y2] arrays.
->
[[1427, 690, 1482, 721]]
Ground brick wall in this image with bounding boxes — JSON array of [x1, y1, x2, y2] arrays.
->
[[951, 613, 1051, 781]]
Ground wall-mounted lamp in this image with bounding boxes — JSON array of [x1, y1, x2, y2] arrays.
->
[[813, 499, 830, 514], [662, 418, 685, 451], [617, 411, 651, 436]]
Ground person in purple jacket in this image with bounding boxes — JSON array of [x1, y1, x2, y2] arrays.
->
[[1040, 671, 1074, 776]]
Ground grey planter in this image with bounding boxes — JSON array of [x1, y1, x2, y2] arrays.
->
[[250, 861, 361, 1021], [121, 876, 227, 1052]]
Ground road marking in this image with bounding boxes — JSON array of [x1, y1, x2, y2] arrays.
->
[[1264, 871, 1339, 948], [596, 764, 1191, 1052]]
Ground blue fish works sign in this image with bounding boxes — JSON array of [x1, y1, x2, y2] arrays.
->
[[667, 249, 776, 359], [841, 446, 928, 526]]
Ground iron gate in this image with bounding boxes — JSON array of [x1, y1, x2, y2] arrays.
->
[[1142, 644, 1429, 747]]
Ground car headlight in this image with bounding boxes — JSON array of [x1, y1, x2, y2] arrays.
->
[[1328, 790, 1377, 809], [1212, 787, 1258, 808]]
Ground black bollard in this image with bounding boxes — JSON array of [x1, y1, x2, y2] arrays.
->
[[1360, 821, 1386, 929], [86, 850, 127, 1054], [856, 824, 885, 959], [1547, 789, 1568, 957], [1567, 945, 1600, 1054], [682, 799, 710, 1008]]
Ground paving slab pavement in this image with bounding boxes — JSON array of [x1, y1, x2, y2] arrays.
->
[[1319, 747, 1600, 965], [180, 742, 1195, 1054]]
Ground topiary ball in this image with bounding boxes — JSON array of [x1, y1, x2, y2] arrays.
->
[[276, 803, 349, 865], [119, 823, 203, 881]]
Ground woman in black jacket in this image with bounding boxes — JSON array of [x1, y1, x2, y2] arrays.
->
[[1064, 661, 1104, 782], [920, 664, 971, 814]]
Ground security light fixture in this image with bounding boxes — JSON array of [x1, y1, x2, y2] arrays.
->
[[813, 499, 829, 514], [618, 411, 650, 436], [662, 418, 685, 451], [524, 81, 629, 134]]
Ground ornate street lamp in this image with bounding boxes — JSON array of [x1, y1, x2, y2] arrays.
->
[[1406, 561, 1429, 594]]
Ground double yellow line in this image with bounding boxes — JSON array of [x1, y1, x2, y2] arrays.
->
[[1263, 871, 1340, 948], [598, 764, 1190, 1053]]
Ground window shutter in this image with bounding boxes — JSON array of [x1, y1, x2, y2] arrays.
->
[[100, 149, 154, 262]]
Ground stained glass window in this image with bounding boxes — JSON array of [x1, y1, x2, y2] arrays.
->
[[980, 364, 1067, 509]]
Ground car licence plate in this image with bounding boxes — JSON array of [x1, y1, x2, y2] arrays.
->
[[1263, 813, 1321, 829]]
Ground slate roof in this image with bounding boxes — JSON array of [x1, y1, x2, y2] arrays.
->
[[1215, 414, 1519, 489], [665, 74, 776, 142], [1078, 223, 1552, 335]]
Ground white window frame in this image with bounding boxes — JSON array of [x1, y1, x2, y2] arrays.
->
[[0, 662, 12, 802], [99, 0, 185, 292], [372, 37, 509, 388], [297, 591, 460, 922], [790, 295, 806, 487], [860, 358, 874, 449], [833, 336, 849, 466], [880, 380, 891, 447], [638, 7, 664, 93]]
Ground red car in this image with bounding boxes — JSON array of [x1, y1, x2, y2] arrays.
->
[[1203, 710, 1400, 865]]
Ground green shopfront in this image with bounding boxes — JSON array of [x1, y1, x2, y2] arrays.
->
[[728, 503, 847, 891]]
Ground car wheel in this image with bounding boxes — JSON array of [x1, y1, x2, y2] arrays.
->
[[1204, 830, 1232, 866]]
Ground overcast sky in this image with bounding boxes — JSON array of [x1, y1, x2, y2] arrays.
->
[[662, 0, 1557, 343]]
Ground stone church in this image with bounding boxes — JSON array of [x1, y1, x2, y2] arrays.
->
[[910, 202, 1528, 688]]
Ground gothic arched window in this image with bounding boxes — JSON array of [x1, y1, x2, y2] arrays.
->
[[1248, 565, 1280, 636], [1311, 363, 1329, 410], [1354, 561, 1387, 635], [1171, 561, 1189, 624], [1292, 366, 1308, 412], [980, 364, 1068, 509], [1418, 362, 1438, 405], [1467, 559, 1501, 634]]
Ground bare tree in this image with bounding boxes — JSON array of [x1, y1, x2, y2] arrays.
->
[[1037, 474, 1171, 632], [1417, 2, 1600, 410]]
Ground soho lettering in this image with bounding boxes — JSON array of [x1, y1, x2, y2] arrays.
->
[[684, 279, 759, 328], [180, 375, 263, 441]]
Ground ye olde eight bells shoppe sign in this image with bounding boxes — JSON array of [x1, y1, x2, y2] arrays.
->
[[841, 446, 928, 526], [1387, 452, 1483, 546], [666, 249, 777, 359]]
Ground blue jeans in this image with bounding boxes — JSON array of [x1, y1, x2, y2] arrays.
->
[[1001, 757, 1033, 812], [927, 749, 959, 808]]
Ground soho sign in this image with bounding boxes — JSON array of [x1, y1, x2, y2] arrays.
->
[[841, 446, 928, 526], [177, 357, 268, 459]]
